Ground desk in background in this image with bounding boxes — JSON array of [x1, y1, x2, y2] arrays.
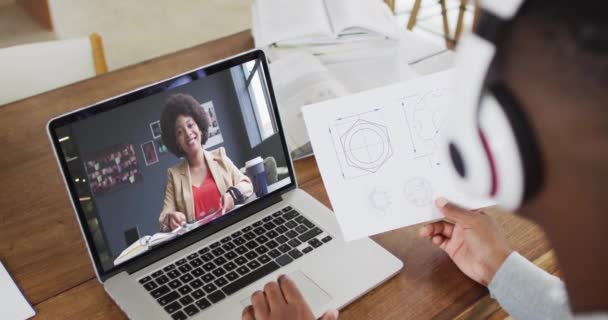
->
[[0, 31, 558, 319]]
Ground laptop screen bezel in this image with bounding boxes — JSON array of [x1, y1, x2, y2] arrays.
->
[[47, 49, 297, 281]]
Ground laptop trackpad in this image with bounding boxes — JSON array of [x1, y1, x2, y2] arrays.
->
[[239, 270, 332, 310]]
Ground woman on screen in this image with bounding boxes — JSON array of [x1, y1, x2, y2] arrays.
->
[[158, 93, 253, 232]]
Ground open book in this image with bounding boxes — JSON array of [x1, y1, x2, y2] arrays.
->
[[253, 0, 401, 47]]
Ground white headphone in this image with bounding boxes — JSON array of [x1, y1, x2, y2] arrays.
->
[[442, 0, 543, 210]]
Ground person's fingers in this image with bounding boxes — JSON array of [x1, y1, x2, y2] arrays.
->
[[263, 281, 287, 311], [320, 309, 340, 320], [419, 221, 454, 239], [435, 197, 474, 224], [242, 305, 255, 320], [251, 290, 270, 319], [278, 275, 307, 305], [169, 215, 181, 229], [431, 235, 450, 251]]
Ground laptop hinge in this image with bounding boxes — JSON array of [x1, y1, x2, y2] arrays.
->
[[125, 193, 285, 275]]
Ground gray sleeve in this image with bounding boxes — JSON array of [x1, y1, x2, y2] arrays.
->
[[488, 252, 573, 320]]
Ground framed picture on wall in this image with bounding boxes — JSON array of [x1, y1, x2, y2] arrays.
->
[[141, 140, 159, 166], [201, 101, 224, 148], [150, 120, 162, 139], [84, 144, 143, 195]]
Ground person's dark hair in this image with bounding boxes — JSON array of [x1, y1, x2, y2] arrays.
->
[[160, 93, 210, 157], [494, 0, 608, 93]]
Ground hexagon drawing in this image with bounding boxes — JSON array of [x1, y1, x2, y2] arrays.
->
[[339, 119, 393, 174]]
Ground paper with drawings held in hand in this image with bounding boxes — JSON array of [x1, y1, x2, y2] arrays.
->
[[302, 70, 493, 240], [0, 261, 36, 319]]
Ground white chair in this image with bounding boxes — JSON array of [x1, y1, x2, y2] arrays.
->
[[0, 33, 108, 106]]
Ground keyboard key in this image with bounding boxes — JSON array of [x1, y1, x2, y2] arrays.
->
[[198, 247, 210, 254], [302, 246, 313, 254], [190, 258, 203, 267], [223, 262, 280, 295], [242, 226, 252, 232], [245, 240, 258, 250], [298, 227, 322, 242], [255, 246, 269, 254], [152, 270, 163, 278], [258, 254, 271, 264], [276, 254, 293, 266], [268, 249, 282, 259], [286, 230, 298, 239], [214, 277, 228, 287], [203, 262, 216, 271], [285, 220, 297, 229], [196, 298, 212, 310], [266, 230, 279, 238], [222, 242, 235, 251], [231, 231, 242, 237], [192, 289, 205, 299], [295, 225, 308, 234], [210, 242, 221, 249], [150, 285, 170, 298], [322, 236, 333, 243], [201, 253, 214, 262], [178, 264, 192, 273], [256, 235, 269, 244], [164, 301, 181, 314], [212, 267, 226, 277], [283, 210, 298, 220], [273, 217, 286, 226], [201, 273, 215, 283], [190, 279, 204, 289], [247, 260, 261, 270], [211, 247, 225, 256], [235, 246, 248, 255], [221, 236, 232, 243], [243, 232, 256, 240], [262, 215, 273, 222], [208, 290, 226, 303], [224, 262, 237, 271], [192, 267, 204, 277], [163, 264, 176, 272], [278, 244, 291, 253], [276, 235, 288, 244], [179, 295, 194, 306], [226, 272, 239, 282], [253, 227, 265, 236], [179, 273, 193, 283], [233, 237, 246, 245], [235, 257, 247, 266], [184, 304, 200, 316], [282, 206, 293, 212], [272, 210, 282, 217], [143, 281, 158, 291], [266, 240, 278, 249], [167, 270, 181, 279], [168, 279, 182, 289], [262, 222, 276, 231], [187, 252, 199, 260], [213, 256, 227, 266], [276, 225, 288, 234], [245, 251, 258, 260], [158, 291, 179, 306], [309, 238, 323, 248], [176, 258, 188, 266], [225, 251, 237, 260], [203, 283, 217, 294], [288, 249, 303, 260], [156, 275, 169, 285], [178, 285, 192, 295], [288, 239, 301, 248], [253, 221, 263, 227], [296, 216, 315, 229], [171, 310, 187, 320], [236, 266, 250, 276]]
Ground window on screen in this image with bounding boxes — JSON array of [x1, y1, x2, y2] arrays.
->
[[243, 60, 277, 144]]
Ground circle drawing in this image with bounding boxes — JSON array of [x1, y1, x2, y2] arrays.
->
[[340, 119, 393, 173], [369, 187, 392, 213], [404, 177, 433, 206]]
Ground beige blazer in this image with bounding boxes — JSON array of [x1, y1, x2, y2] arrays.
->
[[158, 147, 253, 231]]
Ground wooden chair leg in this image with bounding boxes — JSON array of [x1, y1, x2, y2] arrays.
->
[[407, 0, 423, 30], [454, 0, 468, 45], [439, 0, 454, 49]]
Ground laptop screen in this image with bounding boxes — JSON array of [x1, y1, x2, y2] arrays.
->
[[48, 51, 294, 276]]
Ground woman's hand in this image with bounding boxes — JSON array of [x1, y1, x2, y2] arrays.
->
[[221, 193, 235, 214], [242, 275, 339, 320], [164, 211, 187, 231], [419, 198, 513, 286]]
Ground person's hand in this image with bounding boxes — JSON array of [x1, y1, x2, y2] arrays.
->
[[242, 275, 339, 320], [419, 197, 513, 286], [164, 211, 186, 231], [221, 193, 235, 214]]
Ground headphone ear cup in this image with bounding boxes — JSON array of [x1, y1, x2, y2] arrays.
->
[[480, 85, 543, 208]]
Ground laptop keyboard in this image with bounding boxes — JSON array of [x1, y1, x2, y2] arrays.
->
[[137, 206, 333, 320]]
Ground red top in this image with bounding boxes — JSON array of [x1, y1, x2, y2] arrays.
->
[[192, 174, 222, 222]]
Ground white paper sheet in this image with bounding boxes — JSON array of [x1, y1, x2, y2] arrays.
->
[[303, 70, 493, 240], [0, 262, 35, 320]]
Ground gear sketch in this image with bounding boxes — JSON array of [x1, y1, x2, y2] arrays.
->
[[369, 187, 393, 213], [330, 109, 393, 179], [403, 177, 433, 207]]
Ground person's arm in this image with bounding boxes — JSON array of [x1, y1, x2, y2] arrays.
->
[[159, 171, 186, 232], [488, 252, 572, 320], [419, 198, 572, 320], [221, 149, 253, 199]]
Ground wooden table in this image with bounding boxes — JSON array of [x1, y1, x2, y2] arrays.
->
[[0, 31, 556, 319]]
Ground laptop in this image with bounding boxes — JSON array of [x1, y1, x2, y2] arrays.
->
[[47, 49, 402, 319]]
